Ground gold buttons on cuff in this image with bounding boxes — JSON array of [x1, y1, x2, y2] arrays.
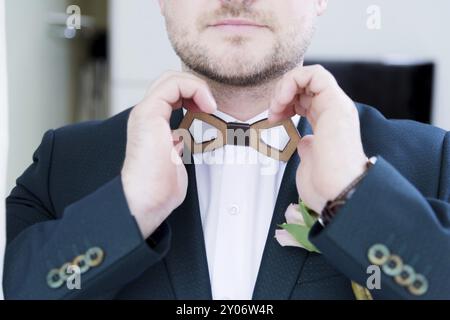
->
[[368, 244, 390, 265], [394, 265, 416, 286], [382, 255, 403, 276], [73, 255, 90, 274], [47, 246, 105, 289], [408, 274, 429, 296], [85, 247, 105, 267], [47, 268, 64, 289], [367, 243, 429, 297]]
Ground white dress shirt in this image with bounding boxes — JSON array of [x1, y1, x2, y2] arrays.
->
[[188, 109, 300, 300]]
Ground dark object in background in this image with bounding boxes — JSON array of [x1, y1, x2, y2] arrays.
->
[[90, 32, 107, 60], [305, 60, 434, 124], [77, 31, 109, 121]]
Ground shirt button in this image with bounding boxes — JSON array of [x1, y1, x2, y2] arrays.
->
[[228, 205, 240, 216]]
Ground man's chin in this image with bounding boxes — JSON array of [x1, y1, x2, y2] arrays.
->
[[207, 57, 267, 75], [196, 68, 278, 87]]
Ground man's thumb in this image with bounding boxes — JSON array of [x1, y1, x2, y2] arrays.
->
[[297, 135, 314, 158]]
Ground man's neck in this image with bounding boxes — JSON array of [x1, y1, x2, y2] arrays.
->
[[207, 79, 278, 122], [182, 67, 279, 122]]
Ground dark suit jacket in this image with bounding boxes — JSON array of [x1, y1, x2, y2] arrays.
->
[[3, 103, 450, 300]]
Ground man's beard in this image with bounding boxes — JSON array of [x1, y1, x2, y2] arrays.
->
[[165, 3, 315, 87], [170, 36, 309, 87]]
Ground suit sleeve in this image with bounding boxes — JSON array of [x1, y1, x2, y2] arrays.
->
[[310, 131, 450, 300], [3, 130, 171, 300]]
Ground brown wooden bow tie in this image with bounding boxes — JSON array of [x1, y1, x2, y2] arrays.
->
[[177, 111, 301, 162]]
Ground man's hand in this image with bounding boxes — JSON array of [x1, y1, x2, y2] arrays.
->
[[121, 71, 217, 239], [269, 65, 368, 213]]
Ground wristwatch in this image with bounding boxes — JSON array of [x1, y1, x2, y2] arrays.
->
[[319, 156, 378, 227]]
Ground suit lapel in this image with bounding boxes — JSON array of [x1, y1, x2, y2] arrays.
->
[[252, 116, 313, 300], [164, 109, 213, 299]]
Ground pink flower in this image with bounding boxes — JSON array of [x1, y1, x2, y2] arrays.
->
[[285, 203, 305, 226], [275, 229, 304, 248], [274, 204, 307, 249]]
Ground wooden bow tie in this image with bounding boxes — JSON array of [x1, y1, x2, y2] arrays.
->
[[178, 111, 301, 162]]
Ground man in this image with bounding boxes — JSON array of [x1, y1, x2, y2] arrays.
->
[[3, 0, 450, 300]]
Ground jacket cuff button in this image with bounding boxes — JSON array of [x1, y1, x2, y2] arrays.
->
[[382, 254, 403, 276], [368, 244, 390, 265], [408, 274, 428, 296], [47, 269, 64, 289], [73, 255, 90, 274], [394, 265, 416, 286], [86, 247, 105, 267]]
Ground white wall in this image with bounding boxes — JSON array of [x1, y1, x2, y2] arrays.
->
[[110, 0, 179, 115], [6, 0, 72, 192], [0, 0, 8, 301], [110, 0, 450, 130], [308, 0, 450, 130]]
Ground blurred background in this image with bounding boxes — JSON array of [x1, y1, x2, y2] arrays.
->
[[1, 0, 450, 297]]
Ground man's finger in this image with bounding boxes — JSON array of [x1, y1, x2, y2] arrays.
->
[[297, 134, 314, 158], [269, 65, 335, 123], [140, 76, 218, 121]]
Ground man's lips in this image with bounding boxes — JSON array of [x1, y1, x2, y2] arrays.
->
[[209, 19, 268, 28]]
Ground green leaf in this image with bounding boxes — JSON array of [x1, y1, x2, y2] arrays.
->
[[299, 202, 317, 229], [280, 223, 321, 253]]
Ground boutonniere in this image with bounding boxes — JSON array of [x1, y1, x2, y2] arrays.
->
[[275, 202, 373, 300]]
